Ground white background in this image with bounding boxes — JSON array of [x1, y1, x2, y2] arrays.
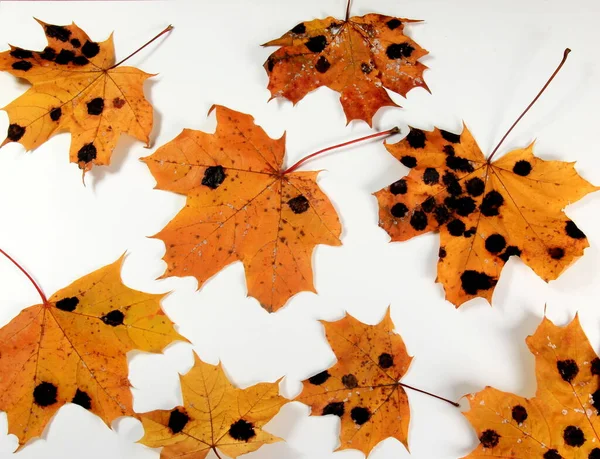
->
[[0, 0, 599, 458]]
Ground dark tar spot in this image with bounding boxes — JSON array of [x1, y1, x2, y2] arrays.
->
[[454, 197, 476, 217], [378, 353, 394, 368], [391, 203, 408, 218], [55, 49, 75, 65], [513, 160, 532, 176], [56, 297, 79, 312], [548, 247, 565, 260], [590, 448, 600, 459], [410, 210, 428, 230], [50, 107, 62, 121], [87, 97, 104, 115], [557, 359, 579, 382], [446, 155, 474, 173], [400, 156, 417, 168], [386, 42, 414, 59], [267, 57, 275, 72], [423, 168, 440, 185], [444, 145, 455, 156], [34, 382, 58, 407], [499, 246, 521, 263], [315, 55, 330, 73], [591, 358, 600, 376], [82, 41, 100, 58], [361, 62, 372, 74], [77, 143, 97, 163], [322, 402, 344, 417], [40, 47, 57, 61], [566, 221, 586, 239], [390, 179, 407, 195], [439, 247, 447, 258], [544, 450, 562, 459], [73, 56, 89, 66], [434, 205, 450, 224], [440, 130, 461, 143], [485, 234, 506, 254], [288, 195, 310, 214], [447, 219, 465, 237], [350, 407, 371, 425], [70, 38, 81, 48], [101, 310, 125, 327], [406, 129, 426, 149], [168, 409, 189, 433], [7, 124, 25, 142], [229, 419, 256, 442], [593, 389, 600, 412], [479, 429, 500, 448], [480, 191, 504, 217], [461, 270, 496, 295], [421, 197, 435, 213], [342, 374, 358, 389], [386, 19, 402, 30], [463, 227, 476, 238], [202, 165, 226, 190], [291, 23, 306, 34], [306, 35, 327, 53], [563, 425, 585, 447], [442, 172, 462, 196], [12, 61, 32, 71], [10, 48, 33, 59], [308, 370, 330, 385], [45, 25, 72, 42], [466, 177, 485, 197], [511, 405, 527, 423], [72, 389, 91, 409]]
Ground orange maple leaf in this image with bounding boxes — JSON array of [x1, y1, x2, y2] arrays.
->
[[0, 254, 185, 446], [139, 353, 285, 459], [297, 309, 457, 455], [375, 50, 598, 307], [463, 315, 600, 459], [143, 105, 351, 312], [0, 20, 170, 172], [263, 5, 428, 126]]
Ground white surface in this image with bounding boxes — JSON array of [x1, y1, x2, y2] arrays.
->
[[0, 0, 599, 458]]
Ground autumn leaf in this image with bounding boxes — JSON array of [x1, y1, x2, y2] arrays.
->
[[0, 253, 185, 446], [143, 105, 394, 312], [0, 20, 171, 172], [375, 50, 598, 307], [297, 308, 457, 455], [139, 353, 285, 459], [463, 315, 600, 459], [262, 2, 428, 126]]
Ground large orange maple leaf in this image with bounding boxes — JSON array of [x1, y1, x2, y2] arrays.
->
[[0, 20, 168, 172], [263, 8, 428, 126], [463, 315, 600, 459], [0, 256, 185, 446], [143, 105, 344, 312]]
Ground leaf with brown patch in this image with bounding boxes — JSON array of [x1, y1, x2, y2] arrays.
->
[[139, 353, 285, 459], [375, 49, 598, 307], [0, 253, 184, 447], [463, 315, 600, 459], [0, 20, 171, 173], [262, 2, 428, 126]]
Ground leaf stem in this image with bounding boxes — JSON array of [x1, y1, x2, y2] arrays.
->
[[487, 48, 571, 162], [108, 24, 174, 70], [281, 127, 399, 175], [212, 448, 223, 459], [0, 248, 48, 305], [345, 0, 351, 21], [399, 382, 459, 407]]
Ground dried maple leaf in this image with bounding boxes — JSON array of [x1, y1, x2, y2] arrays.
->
[[297, 308, 457, 455], [0, 252, 185, 446], [262, 1, 428, 126], [463, 315, 600, 459], [375, 49, 598, 307], [143, 105, 395, 312], [0, 20, 171, 172], [139, 353, 285, 459]]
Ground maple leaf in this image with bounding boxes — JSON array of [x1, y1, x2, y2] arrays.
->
[[463, 315, 600, 459], [297, 308, 457, 455], [262, 2, 428, 126], [139, 353, 285, 459], [375, 50, 598, 307], [0, 20, 171, 172], [143, 105, 393, 312], [0, 254, 185, 446]]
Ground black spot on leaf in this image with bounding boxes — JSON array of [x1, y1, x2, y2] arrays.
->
[[378, 353, 393, 368], [466, 177, 485, 197], [70, 38, 81, 48], [485, 234, 506, 254], [7, 124, 25, 141], [439, 247, 447, 258], [565, 221, 586, 239], [229, 419, 256, 442], [499, 246, 521, 262], [444, 145, 455, 156], [45, 25, 71, 42], [202, 165, 226, 190], [40, 47, 56, 61], [342, 374, 358, 389], [391, 203, 408, 218], [512, 160, 532, 176], [511, 405, 527, 423], [50, 107, 62, 121], [34, 382, 57, 407], [557, 359, 579, 382], [590, 448, 600, 459], [361, 63, 372, 74], [563, 425, 585, 447], [479, 429, 500, 448], [309, 370, 330, 385], [446, 155, 474, 173], [10, 48, 33, 59], [267, 57, 275, 72], [101, 310, 125, 327], [548, 247, 565, 260], [481, 191, 504, 217], [442, 172, 462, 196], [386, 43, 414, 59], [447, 219, 465, 237], [12, 61, 32, 71], [72, 389, 91, 409], [463, 227, 476, 238], [390, 179, 407, 195], [406, 129, 426, 149], [440, 130, 461, 143], [350, 407, 371, 425], [544, 449, 562, 459], [423, 168, 440, 185], [455, 197, 476, 217], [73, 56, 89, 66], [461, 270, 496, 295], [410, 211, 427, 230], [87, 97, 104, 115], [322, 402, 345, 417], [168, 409, 189, 433], [591, 358, 600, 375], [592, 389, 600, 412], [55, 49, 75, 65], [77, 143, 97, 163], [400, 156, 417, 168], [56, 297, 79, 312], [421, 197, 435, 213], [386, 18, 402, 30], [291, 23, 306, 34], [434, 205, 450, 224], [288, 195, 310, 214], [315, 56, 330, 73], [306, 35, 327, 53], [82, 41, 100, 58]]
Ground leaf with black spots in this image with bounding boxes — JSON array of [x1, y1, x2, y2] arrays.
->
[[0, 20, 170, 173], [140, 353, 285, 459], [143, 105, 343, 312], [463, 315, 600, 458], [0, 256, 184, 446], [263, 8, 428, 126]]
